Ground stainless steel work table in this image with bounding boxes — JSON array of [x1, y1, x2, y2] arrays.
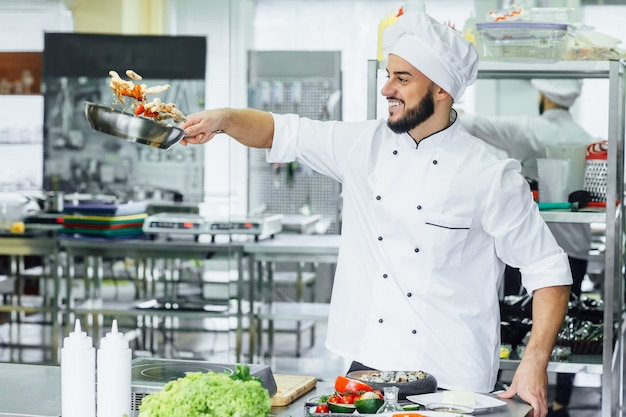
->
[[243, 234, 340, 358], [0, 234, 60, 363], [58, 237, 248, 361], [0, 362, 532, 417]]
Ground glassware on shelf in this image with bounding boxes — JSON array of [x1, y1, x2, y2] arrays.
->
[[376, 386, 403, 413]]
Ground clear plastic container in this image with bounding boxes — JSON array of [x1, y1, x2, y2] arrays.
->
[[529, 7, 574, 24], [475, 22, 568, 61]]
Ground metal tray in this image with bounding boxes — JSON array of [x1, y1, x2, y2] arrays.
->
[[84, 101, 185, 150]]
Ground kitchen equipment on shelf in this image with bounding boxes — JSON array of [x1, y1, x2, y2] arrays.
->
[[537, 158, 570, 203], [142, 212, 283, 241], [0, 192, 41, 231], [84, 102, 185, 150], [583, 140, 608, 205], [546, 143, 587, 193], [475, 22, 568, 61], [60, 200, 148, 238]]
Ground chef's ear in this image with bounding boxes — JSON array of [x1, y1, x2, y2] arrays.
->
[[433, 83, 453, 104]]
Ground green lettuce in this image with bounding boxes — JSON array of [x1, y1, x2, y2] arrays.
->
[[138, 365, 271, 417]]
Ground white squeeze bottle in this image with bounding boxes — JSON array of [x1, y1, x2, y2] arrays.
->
[[97, 319, 132, 417], [61, 319, 96, 417]]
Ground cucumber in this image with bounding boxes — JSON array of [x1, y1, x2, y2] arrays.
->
[[354, 398, 384, 414], [327, 402, 356, 413]]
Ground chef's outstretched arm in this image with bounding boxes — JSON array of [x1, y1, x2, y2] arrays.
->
[[498, 285, 570, 417], [179, 108, 274, 149]]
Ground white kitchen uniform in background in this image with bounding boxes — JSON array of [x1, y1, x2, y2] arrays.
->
[[267, 110, 572, 392], [462, 85, 594, 260]]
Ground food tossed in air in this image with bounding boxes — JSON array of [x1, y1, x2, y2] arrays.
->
[[108, 69, 185, 124], [136, 97, 187, 123]]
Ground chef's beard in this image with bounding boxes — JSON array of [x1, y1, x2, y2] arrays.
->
[[387, 84, 435, 134]]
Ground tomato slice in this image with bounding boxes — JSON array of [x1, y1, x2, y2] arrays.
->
[[334, 376, 373, 394], [327, 395, 342, 404]]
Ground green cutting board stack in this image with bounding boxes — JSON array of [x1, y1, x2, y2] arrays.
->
[[60, 201, 147, 239]]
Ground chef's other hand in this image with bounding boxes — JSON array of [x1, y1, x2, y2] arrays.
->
[[497, 358, 548, 417], [179, 109, 224, 146]]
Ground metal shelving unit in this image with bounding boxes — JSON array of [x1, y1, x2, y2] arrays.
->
[[477, 60, 625, 417], [368, 59, 626, 417]]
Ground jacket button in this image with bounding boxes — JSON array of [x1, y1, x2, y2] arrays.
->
[[414, 248, 420, 253], [433, 160, 438, 165], [376, 195, 381, 200], [382, 274, 388, 279], [407, 292, 412, 297], [412, 329, 417, 334], [416, 205, 422, 210], [378, 236, 383, 241], [378, 318, 384, 324], [393, 150, 398, 155]]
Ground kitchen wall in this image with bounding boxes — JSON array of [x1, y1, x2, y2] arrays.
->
[[1, 0, 624, 201], [253, 0, 476, 122], [0, 1, 73, 192]]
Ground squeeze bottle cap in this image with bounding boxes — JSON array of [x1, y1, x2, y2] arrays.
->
[[63, 319, 93, 350], [99, 319, 129, 350]]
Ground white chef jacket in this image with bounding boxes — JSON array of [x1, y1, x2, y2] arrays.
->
[[267, 110, 572, 393], [462, 109, 594, 260]]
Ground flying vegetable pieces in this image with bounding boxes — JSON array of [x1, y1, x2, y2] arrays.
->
[[108, 69, 187, 123]]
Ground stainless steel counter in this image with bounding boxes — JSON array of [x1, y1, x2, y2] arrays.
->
[[0, 362, 532, 417], [0, 363, 61, 417], [243, 234, 340, 262]]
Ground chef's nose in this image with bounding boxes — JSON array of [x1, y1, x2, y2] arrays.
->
[[380, 78, 393, 97]]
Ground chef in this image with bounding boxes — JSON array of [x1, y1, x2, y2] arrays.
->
[[461, 79, 594, 417], [180, 11, 571, 417]]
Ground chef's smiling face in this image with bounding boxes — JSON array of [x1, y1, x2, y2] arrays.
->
[[382, 54, 435, 135]]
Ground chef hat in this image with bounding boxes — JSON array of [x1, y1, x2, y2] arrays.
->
[[530, 79, 583, 108], [382, 11, 479, 101]]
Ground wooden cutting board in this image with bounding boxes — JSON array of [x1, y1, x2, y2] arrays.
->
[[271, 374, 318, 406]]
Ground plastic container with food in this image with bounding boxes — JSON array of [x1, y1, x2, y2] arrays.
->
[[475, 22, 568, 61]]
